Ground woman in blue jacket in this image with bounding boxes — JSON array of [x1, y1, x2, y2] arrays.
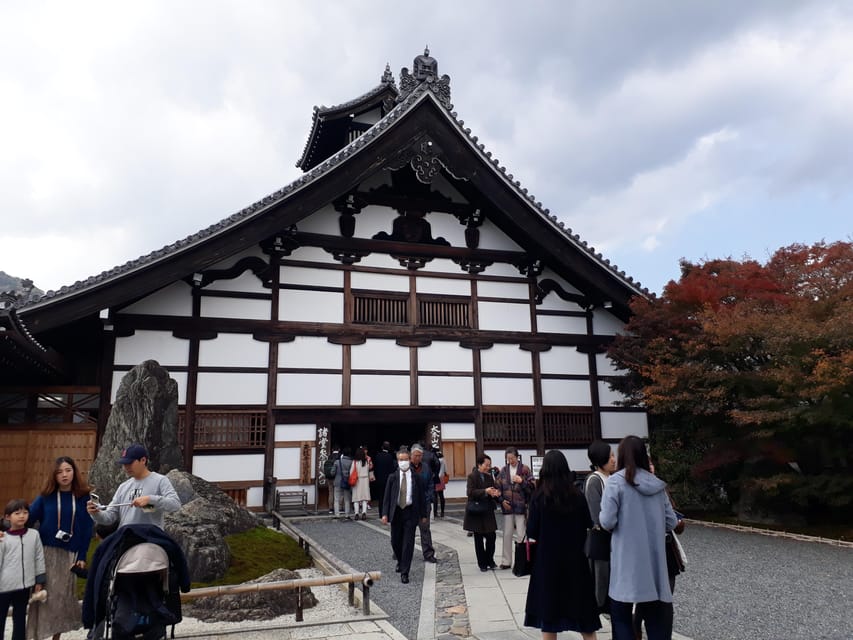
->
[[599, 436, 677, 640], [27, 456, 94, 640]]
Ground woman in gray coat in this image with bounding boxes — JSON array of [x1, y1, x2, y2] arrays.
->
[[599, 436, 677, 640]]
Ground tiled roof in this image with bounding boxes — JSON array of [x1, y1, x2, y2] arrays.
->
[[17, 70, 648, 312]]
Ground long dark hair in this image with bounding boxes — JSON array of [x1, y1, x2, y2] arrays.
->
[[41, 456, 91, 498], [532, 450, 579, 511], [354, 447, 367, 466], [617, 435, 651, 487]]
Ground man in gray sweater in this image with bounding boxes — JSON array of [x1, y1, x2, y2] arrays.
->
[[86, 444, 181, 529]]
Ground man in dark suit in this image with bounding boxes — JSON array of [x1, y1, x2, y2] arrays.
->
[[381, 447, 429, 584], [372, 441, 396, 514]]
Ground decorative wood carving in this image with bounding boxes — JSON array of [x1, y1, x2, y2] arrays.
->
[[186, 256, 275, 289], [396, 337, 432, 347], [261, 226, 300, 257], [327, 335, 367, 345], [519, 342, 552, 353], [452, 257, 493, 274], [391, 254, 434, 270], [333, 193, 366, 238], [398, 47, 453, 110], [535, 278, 589, 307], [373, 209, 450, 246], [513, 258, 544, 278], [324, 248, 371, 265]]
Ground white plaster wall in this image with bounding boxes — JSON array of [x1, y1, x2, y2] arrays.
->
[[420, 257, 467, 275], [205, 270, 268, 294], [541, 379, 592, 405], [274, 424, 317, 442], [246, 487, 264, 508], [441, 423, 475, 440], [600, 411, 649, 439], [484, 263, 524, 278], [536, 315, 588, 335], [415, 276, 471, 296], [277, 373, 342, 405], [417, 342, 472, 373], [279, 290, 342, 323], [481, 377, 534, 405], [540, 269, 583, 295], [478, 301, 531, 332], [539, 346, 590, 375], [111, 370, 186, 404], [280, 266, 343, 288], [114, 331, 189, 367], [273, 447, 305, 479], [554, 449, 592, 474], [201, 297, 270, 321], [279, 336, 341, 369], [477, 281, 531, 300], [209, 246, 267, 268], [286, 246, 331, 263], [191, 454, 265, 482], [477, 219, 523, 251], [350, 271, 410, 292], [351, 374, 410, 405], [198, 333, 268, 368], [419, 376, 474, 405], [593, 310, 627, 336], [426, 212, 465, 247], [119, 281, 192, 316], [196, 373, 268, 405], [596, 353, 622, 376], [537, 293, 586, 313], [294, 204, 338, 235], [480, 344, 532, 374], [351, 339, 410, 371], [598, 381, 630, 407]]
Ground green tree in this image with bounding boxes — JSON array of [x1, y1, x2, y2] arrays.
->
[[608, 241, 853, 523]]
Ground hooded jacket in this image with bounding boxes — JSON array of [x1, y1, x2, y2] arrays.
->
[[599, 468, 678, 603]]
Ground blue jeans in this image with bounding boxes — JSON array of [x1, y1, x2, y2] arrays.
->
[[611, 599, 673, 640]]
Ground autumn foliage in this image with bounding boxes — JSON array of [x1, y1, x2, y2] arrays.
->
[[608, 241, 853, 523]]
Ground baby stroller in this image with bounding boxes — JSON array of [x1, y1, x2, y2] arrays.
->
[[83, 525, 190, 640]]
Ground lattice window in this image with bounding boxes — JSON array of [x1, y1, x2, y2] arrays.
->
[[482, 410, 536, 446], [179, 411, 267, 449], [353, 292, 409, 325], [543, 409, 594, 445], [418, 296, 470, 328], [0, 389, 99, 426]]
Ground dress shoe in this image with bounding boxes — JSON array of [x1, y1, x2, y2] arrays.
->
[[395, 563, 401, 573], [424, 557, 437, 563], [488, 562, 498, 569], [401, 573, 409, 583], [499, 564, 511, 570], [479, 566, 488, 572]]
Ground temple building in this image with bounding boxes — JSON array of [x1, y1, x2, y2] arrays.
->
[[0, 50, 649, 509]]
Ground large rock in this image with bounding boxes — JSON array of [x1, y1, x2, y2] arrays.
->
[[164, 470, 259, 582], [185, 568, 317, 622], [89, 360, 183, 499]]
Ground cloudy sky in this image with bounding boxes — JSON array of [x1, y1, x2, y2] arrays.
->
[[2, 1, 851, 295]]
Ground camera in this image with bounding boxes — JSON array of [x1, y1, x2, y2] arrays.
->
[[55, 529, 71, 542]]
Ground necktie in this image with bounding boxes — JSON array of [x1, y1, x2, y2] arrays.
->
[[398, 471, 407, 509]]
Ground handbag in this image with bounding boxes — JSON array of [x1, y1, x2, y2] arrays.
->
[[348, 463, 359, 487], [465, 498, 494, 514], [665, 532, 686, 576], [584, 525, 611, 561], [512, 536, 536, 577]]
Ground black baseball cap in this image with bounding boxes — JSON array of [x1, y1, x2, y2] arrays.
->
[[117, 444, 148, 464]]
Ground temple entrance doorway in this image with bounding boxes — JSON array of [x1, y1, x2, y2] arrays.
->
[[330, 421, 427, 459]]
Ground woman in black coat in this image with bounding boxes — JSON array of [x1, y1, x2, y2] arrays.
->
[[463, 453, 501, 571], [524, 450, 601, 640]]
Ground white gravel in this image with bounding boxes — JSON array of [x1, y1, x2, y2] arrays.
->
[[7, 568, 375, 640]]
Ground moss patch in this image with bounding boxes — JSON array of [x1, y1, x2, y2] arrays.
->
[[193, 526, 312, 588]]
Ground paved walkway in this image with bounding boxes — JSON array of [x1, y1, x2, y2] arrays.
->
[[285, 513, 694, 640]]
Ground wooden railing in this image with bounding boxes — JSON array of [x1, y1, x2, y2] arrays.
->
[[353, 293, 408, 325], [482, 410, 536, 446], [543, 409, 594, 444], [418, 296, 469, 328]]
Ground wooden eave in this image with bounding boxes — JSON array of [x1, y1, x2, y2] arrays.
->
[[18, 89, 644, 335]]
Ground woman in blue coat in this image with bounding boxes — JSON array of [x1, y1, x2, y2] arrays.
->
[[599, 436, 678, 640], [27, 456, 94, 640], [523, 450, 601, 640]]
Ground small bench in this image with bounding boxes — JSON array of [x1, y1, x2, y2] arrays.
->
[[275, 490, 308, 516]]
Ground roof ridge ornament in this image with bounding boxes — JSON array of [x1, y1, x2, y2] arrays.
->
[[382, 62, 395, 85], [398, 47, 452, 109]]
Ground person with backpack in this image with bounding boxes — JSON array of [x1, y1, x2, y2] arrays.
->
[[323, 449, 341, 514], [331, 447, 353, 520]]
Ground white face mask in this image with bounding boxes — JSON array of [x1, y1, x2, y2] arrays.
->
[[398, 461, 411, 472]]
